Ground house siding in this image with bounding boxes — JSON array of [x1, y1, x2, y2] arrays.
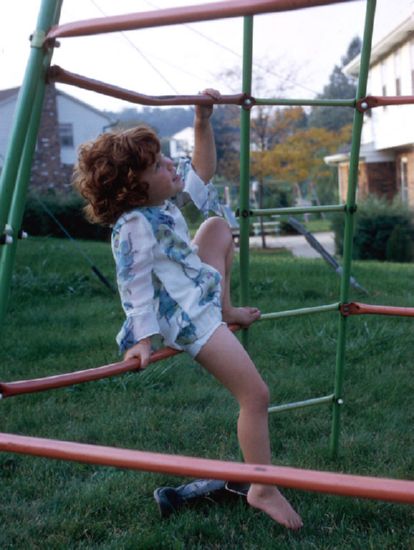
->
[[331, 17, 414, 207], [0, 83, 113, 191], [362, 36, 414, 150], [0, 97, 18, 161], [57, 94, 110, 165]]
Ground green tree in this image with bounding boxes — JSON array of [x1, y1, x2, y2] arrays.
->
[[308, 36, 362, 131], [215, 59, 300, 181], [258, 124, 351, 205], [111, 106, 194, 137], [216, 61, 301, 246], [211, 104, 240, 183]]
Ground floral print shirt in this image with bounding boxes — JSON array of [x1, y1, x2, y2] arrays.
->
[[111, 163, 223, 353]]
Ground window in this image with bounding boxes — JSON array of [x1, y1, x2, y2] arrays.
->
[[394, 51, 402, 95], [400, 157, 408, 203], [411, 41, 414, 93], [380, 61, 388, 109], [59, 123, 74, 147], [395, 77, 401, 96]]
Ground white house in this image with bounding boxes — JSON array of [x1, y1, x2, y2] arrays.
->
[[169, 126, 194, 160], [325, 13, 414, 207], [0, 84, 114, 190]]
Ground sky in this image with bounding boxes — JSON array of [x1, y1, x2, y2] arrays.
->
[[1, 0, 413, 112]]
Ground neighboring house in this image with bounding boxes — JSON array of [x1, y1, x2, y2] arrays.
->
[[325, 14, 414, 207], [0, 84, 114, 191], [169, 126, 194, 159]]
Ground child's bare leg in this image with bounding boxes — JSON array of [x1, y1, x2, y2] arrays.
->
[[196, 325, 303, 530], [193, 217, 260, 327]]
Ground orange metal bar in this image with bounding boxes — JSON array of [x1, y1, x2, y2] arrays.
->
[[47, 66, 246, 107], [0, 348, 177, 398], [0, 325, 240, 398], [341, 302, 414, 317], [357, 95, 414, 112], [46, 0, 356, 40], [0, 432, 413, 503]]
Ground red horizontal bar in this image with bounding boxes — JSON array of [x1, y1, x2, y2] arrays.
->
[[0, 347, 178, 398], [0, 325, 240, 398], [48, 66, 246, 107], [46, 0, 355, 40], [357, 95, 414, 112], [341, 302, 414, 317], [1, 432, 413, 504]]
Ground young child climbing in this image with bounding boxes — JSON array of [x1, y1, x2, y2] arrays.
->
[[73, 89, 302, 530]]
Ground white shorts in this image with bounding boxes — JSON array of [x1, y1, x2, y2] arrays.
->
[[183, 320, 225, 358]]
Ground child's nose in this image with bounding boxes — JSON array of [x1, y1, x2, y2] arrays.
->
[[164, 157, 174, 170]]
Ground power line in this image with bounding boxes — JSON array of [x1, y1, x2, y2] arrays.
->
[[88, 0, 180, 95], [141, 0, 320, 96], [88, 0, 320, 100]]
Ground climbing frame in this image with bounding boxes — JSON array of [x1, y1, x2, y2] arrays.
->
[[1, 0, 414, 468]]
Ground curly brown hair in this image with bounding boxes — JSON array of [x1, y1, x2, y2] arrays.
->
[[73, 125, 160, 225]]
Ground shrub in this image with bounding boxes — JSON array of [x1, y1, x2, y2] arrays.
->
[[332, 196, 414, 262], [22, 191, 110, 241]]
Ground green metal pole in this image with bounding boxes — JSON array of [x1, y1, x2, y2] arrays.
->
[[254, 98, 355, 108], [260, 302, 339, 321], [0, 0, 60, 233], [239, 16, 254, 348], [268, 394, 334, 414], [330, 0, 377, 459], [0, 84, 47, 324], [252, 204, 345, 216], [0, 0, 62, 327]]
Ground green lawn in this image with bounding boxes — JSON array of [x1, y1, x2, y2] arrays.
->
[[0, 237, 413, 549]]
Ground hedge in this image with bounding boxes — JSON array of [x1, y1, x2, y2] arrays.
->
[[22, 191, 110, 242], [332, 196, 414, 262]]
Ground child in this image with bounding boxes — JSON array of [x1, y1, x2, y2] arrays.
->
[[73, 89, 302, 530]]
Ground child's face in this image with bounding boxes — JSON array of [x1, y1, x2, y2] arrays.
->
[[141, 154, 184, 205]]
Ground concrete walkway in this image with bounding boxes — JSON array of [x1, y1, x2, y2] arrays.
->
[[249, 232, 335, 259]]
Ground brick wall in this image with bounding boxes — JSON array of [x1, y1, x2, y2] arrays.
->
[[337, 160, 397, 202], [30, 83, 72, 191], [366, 162, 397, 200]]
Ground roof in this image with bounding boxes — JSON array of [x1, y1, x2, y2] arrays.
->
[[56, 88, 114, 123], [0, 85, 114, 123], [0, 87, 20, 103], [344, 14, 414, 76]]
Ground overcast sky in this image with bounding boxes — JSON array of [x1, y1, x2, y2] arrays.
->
[[1, 0, 413, 111]]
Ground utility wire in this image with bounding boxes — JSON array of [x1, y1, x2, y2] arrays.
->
[[141, 0, 320, 96], [34, 196, 116, 293], [89, 0, 180, 94]]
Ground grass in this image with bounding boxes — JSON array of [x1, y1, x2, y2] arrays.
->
[[0, 236, 413, 549], [304, 218, 333, 233]]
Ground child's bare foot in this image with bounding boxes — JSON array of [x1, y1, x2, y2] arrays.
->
[[247, 485, 303, 530], [223, 306, 261, 328]]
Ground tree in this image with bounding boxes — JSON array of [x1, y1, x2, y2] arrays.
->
[[216, 60, 300, 246], [308, 36, 362, 131], [216, 59, 301, 171], [110, 106, 194, 137], [211, 104, 240, 183], [258, 124, 352, 205]]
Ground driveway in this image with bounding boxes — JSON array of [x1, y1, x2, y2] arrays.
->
[[249, 232, 335, 259]]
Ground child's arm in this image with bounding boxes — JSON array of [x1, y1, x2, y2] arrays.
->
[[191, 89, 220, 183], [112, 215, 159, 365]]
